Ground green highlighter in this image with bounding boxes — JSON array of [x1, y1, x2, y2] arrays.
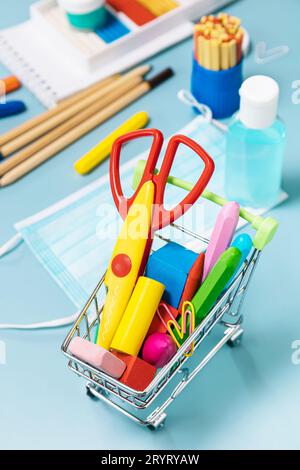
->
[[192, 247, 242, 324], [171, 247, 242, 345]]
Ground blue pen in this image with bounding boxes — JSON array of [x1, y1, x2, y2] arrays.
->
[[0, 100, 26, 118], [226, 233, 253, 288]]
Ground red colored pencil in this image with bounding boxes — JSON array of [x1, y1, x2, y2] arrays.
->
[[178, 252, 205, 311]]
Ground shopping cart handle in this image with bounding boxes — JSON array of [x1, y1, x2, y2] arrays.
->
[[132, 159, 279, 251]]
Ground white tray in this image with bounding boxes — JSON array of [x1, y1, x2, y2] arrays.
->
[[0, 0, 235, 106]]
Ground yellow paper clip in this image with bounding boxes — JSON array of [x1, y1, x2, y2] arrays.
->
[[167, 301, 195, 358]]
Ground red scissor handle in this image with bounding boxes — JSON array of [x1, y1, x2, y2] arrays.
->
[[152, 134, 215, 231], [110, 129, 215, 229], [110, 129, 164, 217]]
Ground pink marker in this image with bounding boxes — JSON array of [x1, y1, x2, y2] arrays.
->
[[203, 202, 240, 280]]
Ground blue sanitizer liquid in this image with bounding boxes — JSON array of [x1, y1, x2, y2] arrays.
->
[[225, 114, 286, 208]]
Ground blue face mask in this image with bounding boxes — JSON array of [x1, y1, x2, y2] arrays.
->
[[0, 116, 283, 329]]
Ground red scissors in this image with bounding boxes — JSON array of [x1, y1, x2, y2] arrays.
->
[[96, 129, 214, 350], [110, 128, 215, 231]]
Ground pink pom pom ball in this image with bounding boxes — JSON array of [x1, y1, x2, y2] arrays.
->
[[142, 333, 177, 368]]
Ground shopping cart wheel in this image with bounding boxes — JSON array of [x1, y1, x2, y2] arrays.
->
[[227, 328, 244, 347], [147, 412, 167, 431], [86, 383, 100, 400]]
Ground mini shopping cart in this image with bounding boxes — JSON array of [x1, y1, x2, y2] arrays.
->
[[61, 189, 278, 430]]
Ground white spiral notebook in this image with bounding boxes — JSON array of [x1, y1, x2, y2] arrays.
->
[[0, 0, 234, 107]]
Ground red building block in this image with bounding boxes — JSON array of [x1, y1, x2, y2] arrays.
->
[[113, 352, 156, 391]]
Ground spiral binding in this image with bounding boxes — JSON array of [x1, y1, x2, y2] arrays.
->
[[0, 32, 59, 108]]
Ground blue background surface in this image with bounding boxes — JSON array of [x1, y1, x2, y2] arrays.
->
[[0, 0, 299, 450]]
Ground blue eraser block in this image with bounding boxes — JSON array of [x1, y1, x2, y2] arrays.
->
[[152, 242, 198, 272], [146, 242, 198, 309]]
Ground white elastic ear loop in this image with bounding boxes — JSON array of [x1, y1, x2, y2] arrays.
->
[[0, 312, 79, 330], [177, 89, 228, 133], [0, 233, 23, 257], [0, 234, 79, 329]]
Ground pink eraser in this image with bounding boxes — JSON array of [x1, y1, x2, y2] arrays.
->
[[203, 202, 240, 280], [69, 337, 126, 379]]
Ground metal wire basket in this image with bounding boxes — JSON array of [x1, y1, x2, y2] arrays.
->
[[62, 195, 278, 430]]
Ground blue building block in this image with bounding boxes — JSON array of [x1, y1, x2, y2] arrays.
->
[[146, 242, 198, 309]]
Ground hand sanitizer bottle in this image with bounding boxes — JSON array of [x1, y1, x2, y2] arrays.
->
[[225, 75, 286, 208]]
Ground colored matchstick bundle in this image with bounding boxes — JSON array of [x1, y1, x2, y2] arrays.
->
[[194, 13, 244, 71], [107, 0, 178, 26]]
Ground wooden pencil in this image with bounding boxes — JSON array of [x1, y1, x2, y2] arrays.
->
[[0, 65, 150, 158], [0, 74, 144, 176], [0, 75, 118, 148]]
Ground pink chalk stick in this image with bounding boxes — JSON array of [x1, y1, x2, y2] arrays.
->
[[203, 202, 240, 280], [69, 337, 126, 379]]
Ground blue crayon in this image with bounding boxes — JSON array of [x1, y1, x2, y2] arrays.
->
[[0, 100, 26, 118]]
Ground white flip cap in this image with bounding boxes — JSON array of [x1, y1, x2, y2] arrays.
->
[[239, 75, 279, 129], [58, 0, 105, 15]]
